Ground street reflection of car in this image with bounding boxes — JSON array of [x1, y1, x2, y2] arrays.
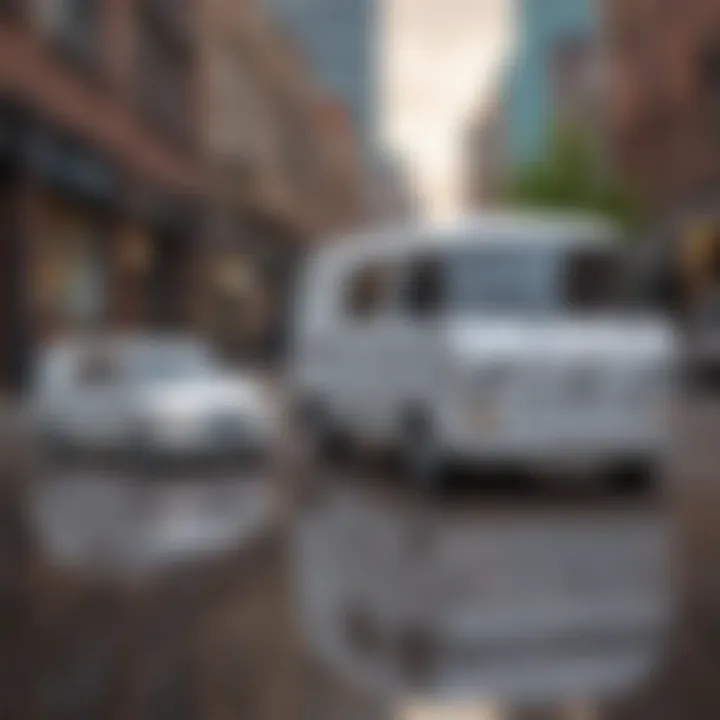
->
[[291, 213, 677, 491], [31, 335, 274, 466]]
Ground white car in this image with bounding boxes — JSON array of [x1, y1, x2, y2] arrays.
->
[[31, 335, 274, 464], [291, 213, 677, 490]]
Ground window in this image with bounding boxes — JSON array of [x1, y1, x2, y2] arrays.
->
[[699, 42, 720, 133], [403, 256, 445, 318], [137, 1, 194, 144], [76, 350, 121, 387], [344, 263, 392, 320], [37, 0, 102, 66]]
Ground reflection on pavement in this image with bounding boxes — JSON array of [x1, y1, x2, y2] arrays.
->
[[294, 482, 671, 706], [29, 473, 277, 578]]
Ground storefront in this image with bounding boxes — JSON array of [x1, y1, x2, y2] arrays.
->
[[636, 194, 720, 317], [0, 107, 202, 393], [24, 126, 120, 347], [204, 210, 268, 362], [130, 184, 201, 331], [33, 194, 111, 340]]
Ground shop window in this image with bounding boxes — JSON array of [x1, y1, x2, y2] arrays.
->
[[37, 201, 108, 333]]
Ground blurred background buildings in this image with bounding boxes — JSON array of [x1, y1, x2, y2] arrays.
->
[[464, 0, 605, 208], [606, 0, 720, 213], [3, 0, 720, 388], [0, 0, 364, 387], [264, 0, 377, 153], [0, 0, 203, 391]]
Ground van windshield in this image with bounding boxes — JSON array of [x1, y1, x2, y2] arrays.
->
[[446, 244, 626, 314]]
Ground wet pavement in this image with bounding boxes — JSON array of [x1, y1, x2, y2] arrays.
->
[[292, 466, 670, 713], [16, 392, 720, 719], [29, 472, 278, 578]]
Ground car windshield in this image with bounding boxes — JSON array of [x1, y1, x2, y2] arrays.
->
[[127, 343, 221, 382], [446, 243, 626, 314]]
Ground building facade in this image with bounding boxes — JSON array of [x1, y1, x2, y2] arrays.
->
[[606, 0, 720, 212], [263, 0, 376, 152], [507, 0, 602, 168], [463, 83, 510, 208], [0, 0, 203, 390], [363, 147, 416, 224], [200, 0, 362, 360], [463, 0, 603, 210], [606, 0, 720, 307]]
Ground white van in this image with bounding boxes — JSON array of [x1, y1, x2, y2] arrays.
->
[[291, 213, 676, 489]]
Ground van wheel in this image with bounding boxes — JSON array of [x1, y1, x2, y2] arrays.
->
[[400, 414, 445, 492], [298, 400, 349, 468], [610, 460, 656, 497]]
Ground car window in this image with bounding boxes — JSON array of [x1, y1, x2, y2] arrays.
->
[[76, 350, 122, 387], [403, 255, 446, 318], [126, 343, 218, 382], [35, 350, 74, 396], [343, 262, 393, 320]]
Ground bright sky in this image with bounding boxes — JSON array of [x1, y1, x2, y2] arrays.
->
[[381, 0, 514, 219]]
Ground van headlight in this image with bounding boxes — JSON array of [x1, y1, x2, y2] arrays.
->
[[625, 365, 675, 415], [473, 362, 510, 397], [632, 363, 673, 395]]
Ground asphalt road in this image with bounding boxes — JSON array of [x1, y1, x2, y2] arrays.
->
[[289, 452, 671, 719], [23, 409, 693, 720], [292, 393, 720, 720]]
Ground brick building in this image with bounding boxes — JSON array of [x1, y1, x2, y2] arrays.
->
[[606, 0, 720, 305], [606, 0, 720, 212], [0, 1, 203, 390], [200, 0, 362, 360]]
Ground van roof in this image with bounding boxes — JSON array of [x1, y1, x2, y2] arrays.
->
[[318, 211, 619, 261]]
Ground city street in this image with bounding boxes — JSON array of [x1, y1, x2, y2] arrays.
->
[[292, 454, 670, 717], [3, 0, 720, 718], [291, 394, 720, 720], [18, 393, 720, 720]]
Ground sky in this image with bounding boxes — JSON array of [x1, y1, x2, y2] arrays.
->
[[381, 0, 514, 219]]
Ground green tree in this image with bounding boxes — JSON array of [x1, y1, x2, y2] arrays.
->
[[506, 126, 644, 231]]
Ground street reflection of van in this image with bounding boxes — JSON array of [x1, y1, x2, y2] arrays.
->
[[291, 213, 677, 490]]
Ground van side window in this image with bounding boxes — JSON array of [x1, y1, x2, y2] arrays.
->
[[344, 263, 392, 319], [404, 256, 445, 317]]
